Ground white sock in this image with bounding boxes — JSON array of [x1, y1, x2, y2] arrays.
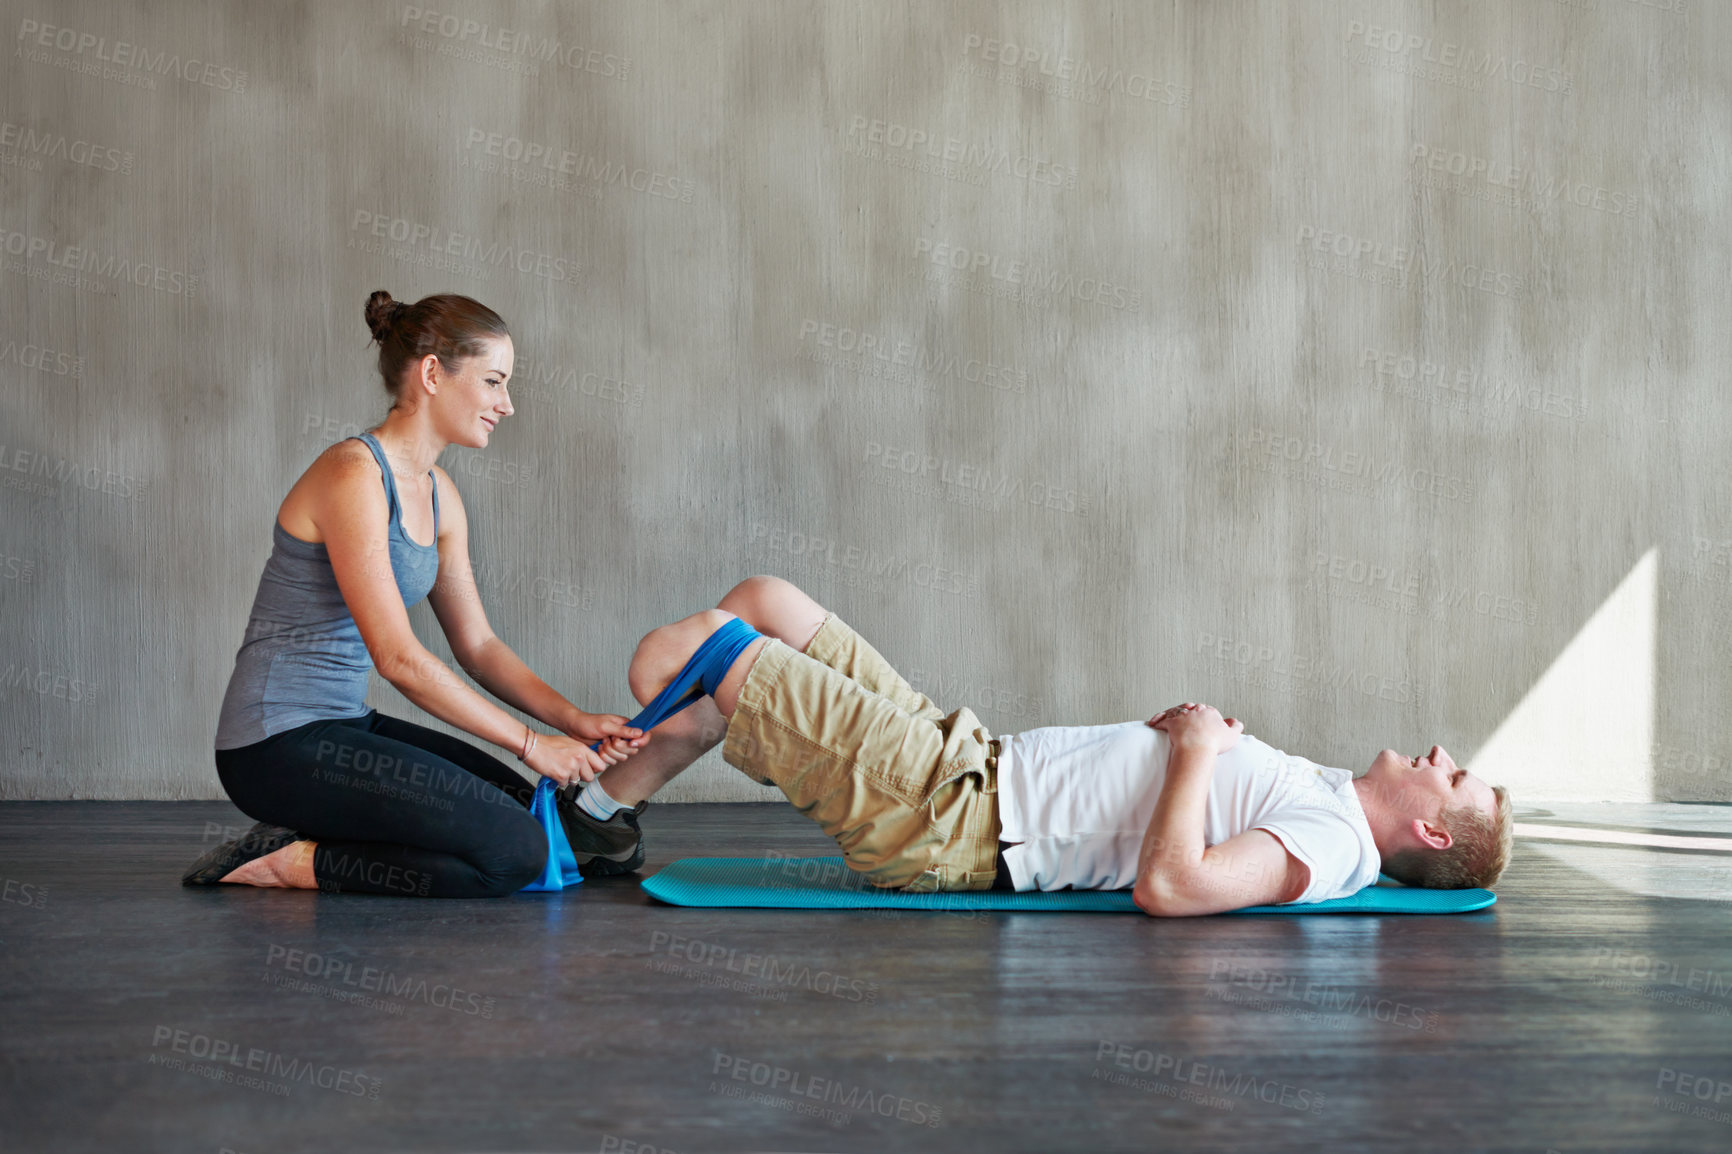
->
[[576, 780, 626, 821]]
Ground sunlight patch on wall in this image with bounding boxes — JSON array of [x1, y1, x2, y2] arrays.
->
[[1471, 549, 1657, 802]]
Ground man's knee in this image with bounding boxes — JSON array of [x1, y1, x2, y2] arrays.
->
[[719, 576, 823, 649], [627, 629, 666, 706], [719, 575, 798, 618], [628, 609, 739, 706]]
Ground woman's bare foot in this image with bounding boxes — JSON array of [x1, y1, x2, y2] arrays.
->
[[220, 840, 318, 888]]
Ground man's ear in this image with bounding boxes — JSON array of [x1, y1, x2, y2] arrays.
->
[[1409, 816, 1453, 852]]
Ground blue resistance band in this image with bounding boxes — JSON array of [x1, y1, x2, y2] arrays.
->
[[522, 617, 764, 892]]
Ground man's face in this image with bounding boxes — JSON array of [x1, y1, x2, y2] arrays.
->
[[1362, 745, 1498, 825]]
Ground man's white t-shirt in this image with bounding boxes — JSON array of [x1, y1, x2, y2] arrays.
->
[[995, 721, 1381, 903]]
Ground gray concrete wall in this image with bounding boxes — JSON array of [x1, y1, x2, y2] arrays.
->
[[1, 0, 1724, 804]]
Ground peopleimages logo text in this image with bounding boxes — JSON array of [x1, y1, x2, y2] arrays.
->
[[348, 210, 578, 285], [0, 226, 199, 296], [16, 19, 248, 92]]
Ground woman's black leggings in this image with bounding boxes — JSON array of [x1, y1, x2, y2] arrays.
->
[[215, 710, 548, 898]]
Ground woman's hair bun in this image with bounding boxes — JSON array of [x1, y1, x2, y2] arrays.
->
[[364, 290, 401, 343], [364, 292, 509, 400]]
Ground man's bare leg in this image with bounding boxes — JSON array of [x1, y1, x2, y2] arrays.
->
[[717, 575, 828, 654], [630, 608, 766, 721], [595, 577, 827, 804]]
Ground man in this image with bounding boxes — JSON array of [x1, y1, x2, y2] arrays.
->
[[560, 577, 1512, 914]]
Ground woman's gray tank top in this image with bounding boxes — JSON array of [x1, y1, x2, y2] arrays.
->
[[215, 433, 441, 750]]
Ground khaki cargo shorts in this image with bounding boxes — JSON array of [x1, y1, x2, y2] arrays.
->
[[721, 612, 1002, 891]]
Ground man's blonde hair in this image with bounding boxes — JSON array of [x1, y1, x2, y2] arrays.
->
[[1385, 786, 1513, 889]]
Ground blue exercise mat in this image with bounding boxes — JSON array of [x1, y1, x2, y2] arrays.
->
[[640, 856, 1497, 914], [522, 618, 764, 892]]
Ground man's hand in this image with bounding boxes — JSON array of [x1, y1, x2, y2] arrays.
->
[[1148, 702, 1243, 754], [1135, 703, 1305, 915]]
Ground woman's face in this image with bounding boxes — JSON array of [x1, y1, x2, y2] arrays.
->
[[430, 335, 515, 450]]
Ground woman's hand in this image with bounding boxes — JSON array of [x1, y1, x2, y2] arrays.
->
[[523, 730, 640, 787], [1148, 702, 1244, 754], [560, 711, 647, 764]]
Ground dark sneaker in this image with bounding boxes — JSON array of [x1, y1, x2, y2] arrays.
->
[[556, 788, 647, 877], [181, 821, 301, 885]]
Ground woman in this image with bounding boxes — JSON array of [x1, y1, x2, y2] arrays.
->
[[185, 291, 646, 897]]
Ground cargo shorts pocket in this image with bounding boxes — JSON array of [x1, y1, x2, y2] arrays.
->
[[900, 867, 944, 894], [898, 863, 998, 894]]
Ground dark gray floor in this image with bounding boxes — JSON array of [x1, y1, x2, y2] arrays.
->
[[3, 801, 1731, 1154]]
